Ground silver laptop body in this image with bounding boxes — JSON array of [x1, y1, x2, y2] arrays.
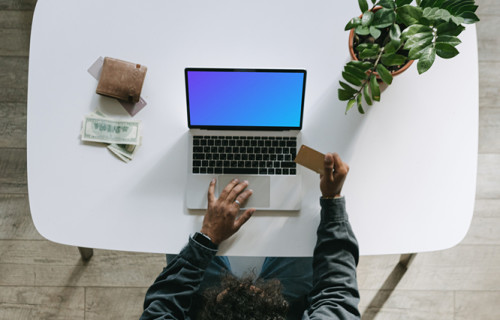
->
[[185, 68, 306, 211]]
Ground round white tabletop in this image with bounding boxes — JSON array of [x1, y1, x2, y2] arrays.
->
[[28, 0, 478, 256]]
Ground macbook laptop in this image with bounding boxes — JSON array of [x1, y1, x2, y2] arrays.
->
[[185, 68, 306, 211]]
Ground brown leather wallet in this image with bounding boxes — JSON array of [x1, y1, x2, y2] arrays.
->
[[96, 57, 147, 103]]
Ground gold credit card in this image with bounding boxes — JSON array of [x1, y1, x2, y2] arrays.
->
[[294, 145, 325, 175]]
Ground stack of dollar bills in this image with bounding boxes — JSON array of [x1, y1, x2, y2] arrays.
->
[[81, 111, 142, 163]]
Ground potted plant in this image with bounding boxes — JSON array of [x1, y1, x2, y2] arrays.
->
[[339, 0, 479, 114]]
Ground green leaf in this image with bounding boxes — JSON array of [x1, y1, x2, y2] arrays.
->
[[338, 88, 355, 101], [356, 43, 380, 52], [348, 60, 374, 71], [362, 11, 374, 26], [403, 32, 433, 49], [342, 71, 363, 86], [345, 65, 369, 80], [390, 24, 401, 41], [417, 46, 436, 74], [339, 81, 358, 95], [396, 5, 423, 26], [357, 94, 365, 114], [379, 0, 396, 9], [436, 22, 465, 36], [456, 5, 478, 15], [370, 26, 382, 39], [450, 15, 465, 25], [408, 41, 433, 60], [345, 17, 362, 30], [355, 25, 371, 35], [435, 42, 459, 58], [359, 48, 379, 59], [396, 0, 413, 7], [345, 99, 356, 114], [363, 84, 373, 105], [436, 35, 461, 46], [401, 24, 433, 39], [358, 0, 369, 13], [370, 75, 381, 101], [376, 64, 393, 85], [372, 8, 397, 28], [384, 39, 402, 54], [381, 53, 407, 66], [459, 11, 480, 24]]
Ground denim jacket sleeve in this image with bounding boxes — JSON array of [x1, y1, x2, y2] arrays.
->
[[140, 236, 217, 320], [303, 197, 361, 320]]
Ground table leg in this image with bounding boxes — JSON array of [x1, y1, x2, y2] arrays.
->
[[78, 247, 94, 261], [398, 253, 416, 268]]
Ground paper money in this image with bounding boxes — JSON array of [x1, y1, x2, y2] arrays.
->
[[81, 116, 141, 145], [81, 111, 142, 162]]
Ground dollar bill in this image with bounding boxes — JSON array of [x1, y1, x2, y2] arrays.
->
[[81, 111, 142, 162], [81, 116, 141, 145]]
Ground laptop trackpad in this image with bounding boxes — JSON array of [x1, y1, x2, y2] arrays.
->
[[217, 175, 270, 208]]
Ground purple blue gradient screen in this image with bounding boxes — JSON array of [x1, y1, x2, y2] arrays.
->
[[187, 70, 305, 128]]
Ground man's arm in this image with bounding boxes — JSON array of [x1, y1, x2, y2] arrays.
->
[[140, 235, 218, 320], [140, 178, 255, 320], [304, 153, 360, 319]]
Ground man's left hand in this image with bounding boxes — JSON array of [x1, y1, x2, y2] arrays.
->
[[200, 178, 255, 245]]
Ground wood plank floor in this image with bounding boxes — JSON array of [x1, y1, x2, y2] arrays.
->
[[0, 0, 498, 319]]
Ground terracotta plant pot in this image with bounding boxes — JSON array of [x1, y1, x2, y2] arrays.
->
[[348, 7, 414, 79]]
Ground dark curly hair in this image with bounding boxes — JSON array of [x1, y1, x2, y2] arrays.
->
[[197, 273, 288, 320]]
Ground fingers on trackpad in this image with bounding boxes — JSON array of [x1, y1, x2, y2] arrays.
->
[[217, 175, 270, 208]]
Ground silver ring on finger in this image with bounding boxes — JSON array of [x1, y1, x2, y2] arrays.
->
[[234, 199, 241, 207]]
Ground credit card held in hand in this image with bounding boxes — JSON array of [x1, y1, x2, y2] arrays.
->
[[294, 145, 325, 175]]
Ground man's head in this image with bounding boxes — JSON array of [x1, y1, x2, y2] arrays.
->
[[198, 274, 288, 320]]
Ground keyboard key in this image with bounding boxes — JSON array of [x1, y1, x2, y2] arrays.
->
[[224, 168, 258, 174], [283, 168, 289, 175], [259, 168, 267, 174], [281, 161, 296, 168], [193, 153, 204, 160], [276, 169, 282, 175], [215, 167, 223, 174], [193, 167, 200, 174], [193, 160, 201, 167], [290, 169, 296, 174]]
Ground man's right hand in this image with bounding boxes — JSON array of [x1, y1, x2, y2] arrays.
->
[[320, 153, 349, 198]]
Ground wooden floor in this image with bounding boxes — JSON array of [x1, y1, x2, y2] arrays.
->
[[1, 0, 499, 319]]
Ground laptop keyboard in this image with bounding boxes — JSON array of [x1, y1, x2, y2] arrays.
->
[[192, 136, 297, 175]]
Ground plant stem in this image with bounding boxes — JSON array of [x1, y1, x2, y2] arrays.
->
[[355, 47, 385, 99]]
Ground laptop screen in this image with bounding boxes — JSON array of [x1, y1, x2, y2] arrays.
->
[[186, 68, 306, 130]]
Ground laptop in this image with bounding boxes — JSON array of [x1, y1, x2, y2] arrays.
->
[[185, 68, 306, 211]]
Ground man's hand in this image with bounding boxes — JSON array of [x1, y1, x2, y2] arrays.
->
[[320, 153, 349, 198], [200, 179, 255, 245]]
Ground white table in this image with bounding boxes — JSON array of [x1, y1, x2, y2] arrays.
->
[[28, 0, 478, 257]]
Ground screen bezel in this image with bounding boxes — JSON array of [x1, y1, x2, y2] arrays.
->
[[185, 68, 306, 131]]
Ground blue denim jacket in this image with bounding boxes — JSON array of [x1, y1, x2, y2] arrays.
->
[[141, 197, 360, 319]]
